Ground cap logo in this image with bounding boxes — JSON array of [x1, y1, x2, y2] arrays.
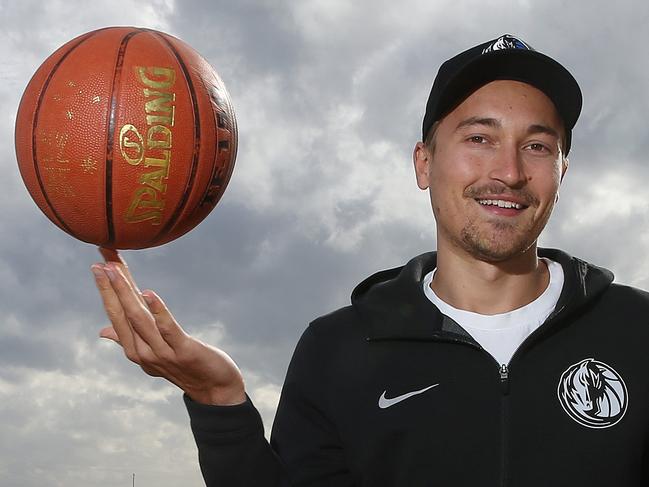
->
[[482, 35, 532, 54]]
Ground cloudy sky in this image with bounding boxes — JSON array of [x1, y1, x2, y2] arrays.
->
[[1, 0, 648, 485]]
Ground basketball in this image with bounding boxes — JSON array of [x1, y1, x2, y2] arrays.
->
[[15, 27, 237, 249]]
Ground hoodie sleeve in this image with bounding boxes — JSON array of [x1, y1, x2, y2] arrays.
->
[[184, 394, 285, 486], [184, 324, 355, 487]]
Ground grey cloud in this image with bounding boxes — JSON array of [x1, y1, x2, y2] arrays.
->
[[1, 0, 648, 485]]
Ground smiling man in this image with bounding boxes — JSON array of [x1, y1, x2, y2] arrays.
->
[[92, 35, 649, 486]]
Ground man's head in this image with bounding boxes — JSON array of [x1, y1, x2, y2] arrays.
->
[[414, 35, 582, 263]]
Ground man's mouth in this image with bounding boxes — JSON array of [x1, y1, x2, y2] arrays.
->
[[475, 199, 528, 210]]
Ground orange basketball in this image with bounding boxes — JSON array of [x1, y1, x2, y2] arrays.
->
[[15, 27, 237, 249]]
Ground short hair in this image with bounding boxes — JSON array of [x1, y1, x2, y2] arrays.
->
[[423, 121, 440, 154]]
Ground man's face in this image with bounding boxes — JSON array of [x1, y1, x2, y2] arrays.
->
[[413, 80, 567, 262]]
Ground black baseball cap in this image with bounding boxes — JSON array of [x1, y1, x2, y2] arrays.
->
[[422, 34, 582, 154]]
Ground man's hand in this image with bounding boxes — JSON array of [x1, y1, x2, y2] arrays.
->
[[91, 248, 246, 406]]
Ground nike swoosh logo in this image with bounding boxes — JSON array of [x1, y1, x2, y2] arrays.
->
[[378, 383, 440, 409]]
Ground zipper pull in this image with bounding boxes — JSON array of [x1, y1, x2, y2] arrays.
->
[[500, 364, 510, 395]]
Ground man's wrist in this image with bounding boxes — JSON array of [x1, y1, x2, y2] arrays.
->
[[186, 386, 247, 406]]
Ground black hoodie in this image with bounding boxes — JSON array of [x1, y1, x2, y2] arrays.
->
[[185, 249, 649, 486]]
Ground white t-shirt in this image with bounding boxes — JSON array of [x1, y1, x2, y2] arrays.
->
[[422, 258, 564, 366]]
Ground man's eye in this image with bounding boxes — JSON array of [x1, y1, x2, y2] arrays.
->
[[527, 143, 549, 152], [468, 135, 486, 144]]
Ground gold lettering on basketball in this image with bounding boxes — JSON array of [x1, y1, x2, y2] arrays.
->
[[143, 89, 176, 127], [137, 67, 176, 89], [146, 113, 174, 126], [119, 124, 145, 166], [124, 66, 177, 225], [125, 187, 164, 224], [139, 152, 170, 193], [147, 125, 172, 150]]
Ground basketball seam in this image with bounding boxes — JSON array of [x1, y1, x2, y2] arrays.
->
[[30, 30, 100, 236], [148, 31, 202, 245], [192, 73, 221, 213], [219, 88, 238, 196], [194, 73, 237, 214], [105, 28, 143, 247]]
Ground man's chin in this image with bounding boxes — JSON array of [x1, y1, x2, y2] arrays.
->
[[460, 233, 536, 263]]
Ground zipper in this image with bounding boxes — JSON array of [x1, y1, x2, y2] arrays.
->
[[499, 363, 510, 487], [499, 364, 509, 394]]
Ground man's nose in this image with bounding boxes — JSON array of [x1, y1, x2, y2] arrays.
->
[[487, 142, 527, 188]]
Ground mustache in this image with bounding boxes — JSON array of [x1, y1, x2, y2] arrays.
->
[[463, 185, 540, 207]]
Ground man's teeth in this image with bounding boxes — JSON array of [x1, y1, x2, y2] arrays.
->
[[477, 199, 524, 209]]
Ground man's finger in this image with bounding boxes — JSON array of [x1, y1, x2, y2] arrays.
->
[[106, 263, 173, 356], [142, 290, 188, 348], [98, 247, 124, 265], [92, 264, 138, 353], [99, 325, 121, 344], [98, 247, 144, 299]]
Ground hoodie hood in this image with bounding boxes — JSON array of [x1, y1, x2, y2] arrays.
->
[[351, 248, 614, 341]]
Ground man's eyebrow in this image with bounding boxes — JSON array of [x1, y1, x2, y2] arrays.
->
[[526, 124, 560, 139], [455, 117, 501, 131], [455, 119, 561, 139]]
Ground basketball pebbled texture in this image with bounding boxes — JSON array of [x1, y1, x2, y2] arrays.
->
[[15, 26, 237, 249]]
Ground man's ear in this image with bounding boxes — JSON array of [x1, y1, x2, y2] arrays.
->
[[555, 157, 569, 204], [560, 156, 569, 184], [413, 141, 431, 190]]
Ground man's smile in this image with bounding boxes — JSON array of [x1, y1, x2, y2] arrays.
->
[[475, 198, 529, 217]]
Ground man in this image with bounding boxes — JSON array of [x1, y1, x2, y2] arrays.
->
[[92, 34, 649, 486]]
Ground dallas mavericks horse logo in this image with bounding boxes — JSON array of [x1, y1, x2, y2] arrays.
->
[[482, 35, 532, 54], [557, 358, 628, 429]]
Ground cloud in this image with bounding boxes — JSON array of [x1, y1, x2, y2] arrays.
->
[[0, 339, 203, 487], [1, 0, 649, 485]]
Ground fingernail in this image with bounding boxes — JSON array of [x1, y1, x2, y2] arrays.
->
[[91, 265, 104, 278], [104, 264, 116, 281]]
